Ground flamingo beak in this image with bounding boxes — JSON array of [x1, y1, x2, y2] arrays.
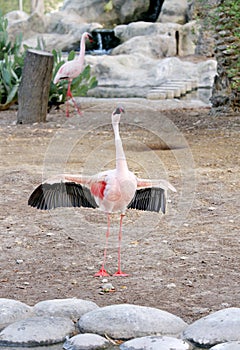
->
[[88, 34, 94, 43], [114, 106, 125, 115]]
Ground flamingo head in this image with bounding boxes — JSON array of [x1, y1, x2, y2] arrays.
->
[[112, 106, 125, 124], [83, 32, 93, 43]]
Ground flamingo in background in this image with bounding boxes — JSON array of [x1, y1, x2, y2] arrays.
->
[[28, 106, 176, 277], [54, 32, 93, 117]]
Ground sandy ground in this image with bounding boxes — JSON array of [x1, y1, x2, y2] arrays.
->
[[0, 98, 239, 324]]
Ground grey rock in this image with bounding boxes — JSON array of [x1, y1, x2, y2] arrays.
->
[[86, 54, 217, 98], [78, 304, 187, 340], [114, 21, 178, 42], [114, 21, 200, 57], [1, 345, 63, 350], [182, 308, 240, 348], [5, 10, 29, 22], [118, 0, 148, 24], [0, 316, 75, 346], [120, 336, 192, 350], [0, 298, 33, 330], [158, 0, 188, 24], [61, 0, 147, 25], [63, 333, 110, 350], [210, 341, 240, 349], [33, 298, 98, 322], [112, 34, 176, 58]]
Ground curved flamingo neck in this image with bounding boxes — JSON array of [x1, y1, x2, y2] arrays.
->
[[112, 121, 128, 173], [78, 34, 87, 61]]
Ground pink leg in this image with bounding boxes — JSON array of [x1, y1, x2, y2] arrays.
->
[[65, 81, 71, 117], [94, 214, 110, 277], [113, 214, 129, 277], [66, 81, 82, 117]]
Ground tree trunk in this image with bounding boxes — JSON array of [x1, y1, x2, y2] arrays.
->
[[17, 49, 54, 124]]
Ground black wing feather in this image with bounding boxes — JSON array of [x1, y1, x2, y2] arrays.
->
[[127, 187, 166, 214], [28, 182, 98, 210]]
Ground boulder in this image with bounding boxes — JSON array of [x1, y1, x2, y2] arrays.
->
[[112, 34, 176, 58], [120, 336, 192, 350], [114, 21, 200, 57], [44, 10, 101, 35], [182, 308, 240, 348], [85, 53, 159, 96], [63, 333, 110, 349], [61, 0, 148, 25], [158, 0, 188, 24], [210, 341, 240, 350], [0, 316, 75, 347], [52, 0, 189, 25], [114, 21, 182, 42], [33, 298, 99, 322], [0, 298, 33, 331], [78, 304, 187, 339]]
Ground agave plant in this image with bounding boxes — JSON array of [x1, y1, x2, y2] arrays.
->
[[0, 11, 23, 110], [0, 54, 22, 110]]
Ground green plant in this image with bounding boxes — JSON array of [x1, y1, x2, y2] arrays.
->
[[0, 15, 22, 59], [49, 49, 98, 110], [0, 11, 23, 110], [0, 54, 23, 110]]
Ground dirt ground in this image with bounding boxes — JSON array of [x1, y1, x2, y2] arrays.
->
[[0, 99, 239, 325]]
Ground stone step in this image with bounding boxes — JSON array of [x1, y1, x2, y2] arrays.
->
[[149, 87, 181, 98], [147, 79, 199, 100], [170, 79, 198, 90]]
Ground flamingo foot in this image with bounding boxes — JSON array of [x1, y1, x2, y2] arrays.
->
[[76, 108, 83, 116], [94, 268, 110, 277], [113, 270, 129, 277]]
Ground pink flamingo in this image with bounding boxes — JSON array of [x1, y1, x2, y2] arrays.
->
[[28, 106, 176, 277], [54, 32, 93, 117]]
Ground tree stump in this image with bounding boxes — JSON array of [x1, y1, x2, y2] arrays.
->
[[17, 49, 54, 124]]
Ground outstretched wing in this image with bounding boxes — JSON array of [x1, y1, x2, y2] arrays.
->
[[28, 182, 98, 210], [127, 187, 166, 213]]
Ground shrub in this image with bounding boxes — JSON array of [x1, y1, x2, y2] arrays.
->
[[0, 11, 23, 110]]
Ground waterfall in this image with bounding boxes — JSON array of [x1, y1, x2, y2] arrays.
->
[[87, 29, 121, 55], [97, 32, 103, 51]]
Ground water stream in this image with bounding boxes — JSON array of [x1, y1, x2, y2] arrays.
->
[[87, 29, 121, 55]]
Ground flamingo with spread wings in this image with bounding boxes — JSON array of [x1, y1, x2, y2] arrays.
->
[[54, 32, 92, 117], [28, 106, 176, 276]]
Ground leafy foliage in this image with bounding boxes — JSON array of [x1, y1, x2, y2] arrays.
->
[[0, 11, 23, 110]]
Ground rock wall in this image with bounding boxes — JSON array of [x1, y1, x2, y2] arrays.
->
[[61, 0, 189, 25], [61, 0, 148, 26], [210, 8, 240, 111], [113, 21, 200, 57], [157, 0, 188, 24]]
